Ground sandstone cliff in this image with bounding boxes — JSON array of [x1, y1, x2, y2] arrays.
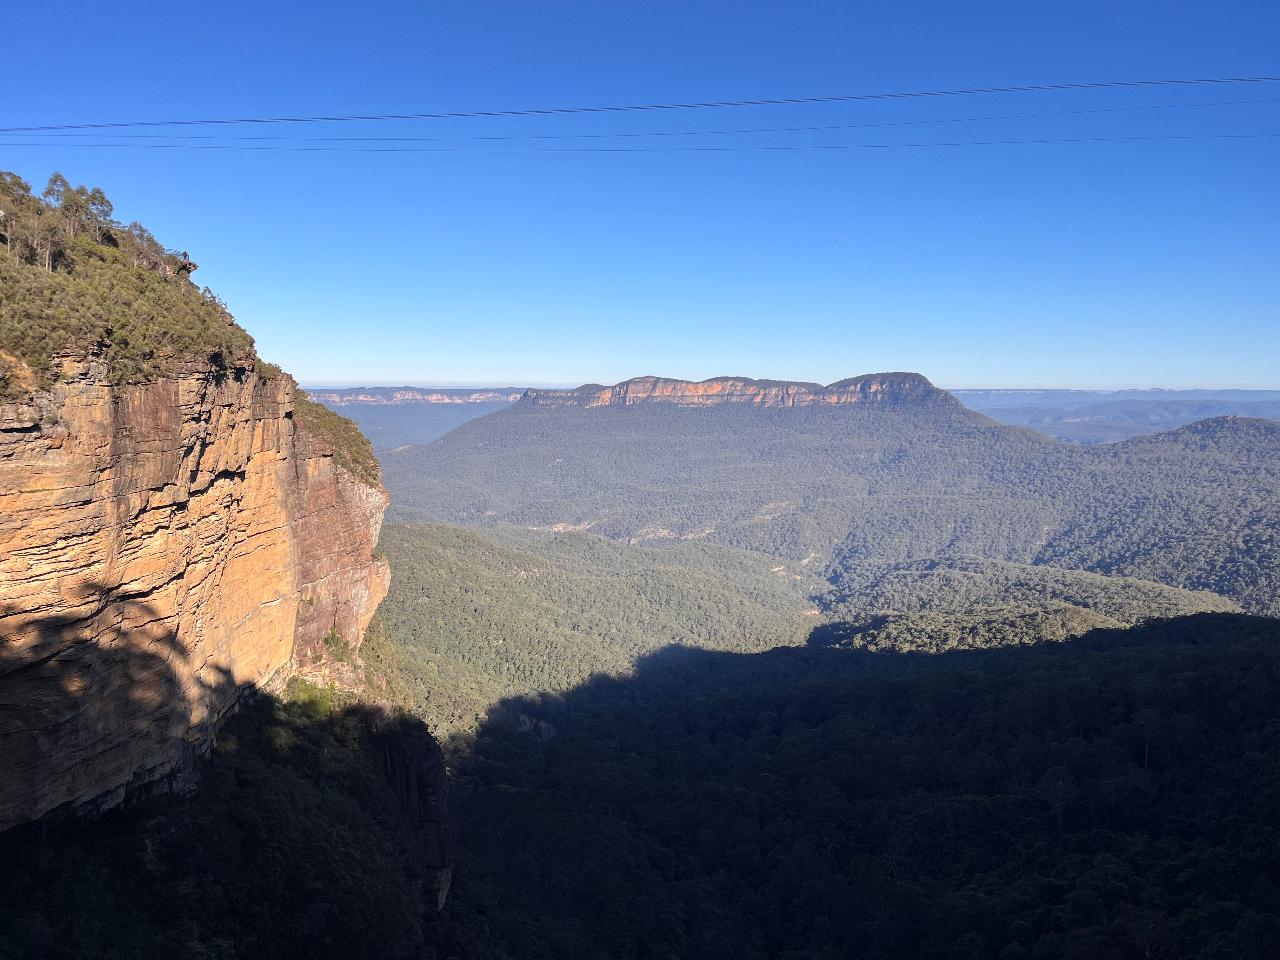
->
[[523, 372, 958, 408], [0, 355, 390, 831]]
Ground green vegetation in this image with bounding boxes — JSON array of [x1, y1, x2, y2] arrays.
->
[[817, 603, 1148, 653], [368, 393, 1280, 959], [0, 686, 448, 960], [817, 556, 1239, 650], [320, 624, 353, 663], [376, 522, 817, 733], [439, 613, 1280, 959], [825, 556, 1239, 624], [1034, 417, 1280, 609], [294, 391, 383, 487], [383, 394, 1280, 614], [0, 171, 258, 397], [375, 523, 1237, 730]]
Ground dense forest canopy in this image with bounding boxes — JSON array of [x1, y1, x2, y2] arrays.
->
[[820, 556, 1239, 652], [372, 523, 817, 734], [825, 556, 1239, 624], [0, 170, 256, 397], [368, 522, 1242, 737], [10, 603, 1280, 959], [383, 392, 1280, 615], [436, 613, 1280, 959]]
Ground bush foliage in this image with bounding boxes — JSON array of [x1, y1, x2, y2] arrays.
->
[[0, 170, 256, 397], [294, 392, 383, 488]]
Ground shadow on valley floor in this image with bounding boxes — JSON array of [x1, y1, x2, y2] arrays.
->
[[438, 613, 1280, 960], [6, 607, 1280, 959], [0, 596, 453, 960]]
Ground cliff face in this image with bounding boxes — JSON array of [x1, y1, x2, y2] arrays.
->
[[523, 373, 957, 408], [0, 356, 389, 831]]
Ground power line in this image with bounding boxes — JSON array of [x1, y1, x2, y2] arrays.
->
[[2, 75, 1278, 135], [1, 131, 1277, 154], [4, 95, 1278, 144]]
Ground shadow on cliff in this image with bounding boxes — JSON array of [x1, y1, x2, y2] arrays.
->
[[0, 587, 247, 830], [438, 612, 1280, 960], [0, 592, 452, 960]]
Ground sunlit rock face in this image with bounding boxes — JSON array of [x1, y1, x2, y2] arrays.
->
[[0, 357, 389, 830], [523, 372, 958, 408]]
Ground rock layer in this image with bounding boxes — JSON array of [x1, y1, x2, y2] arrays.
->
[[523, 373, 957, 408], [0, 357, 389, 831]]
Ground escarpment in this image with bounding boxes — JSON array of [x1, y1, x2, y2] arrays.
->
[[0, 170, 404, 830], [523, 372, 958, 408], [0, 355, 390, 830]]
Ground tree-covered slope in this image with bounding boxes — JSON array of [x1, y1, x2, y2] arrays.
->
[[382, 381, 1280, 614], [439, 613, 1280, 960], [819, 556, 1240, 651], [1033, 417, 1280, 608], [372, 523, 817, 733], [384, 389, 1065, 560], [0, 171, 257, 396], [371, 521, 1239, 731]]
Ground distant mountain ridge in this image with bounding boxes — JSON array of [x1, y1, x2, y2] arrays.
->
[[305, 387, 524, 452], [956, 387, 1280, 444], [524, 372, 958, 408], [307, 386, 526, 406]]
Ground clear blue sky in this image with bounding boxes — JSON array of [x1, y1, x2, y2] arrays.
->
[[4, 1, 1278, 388]]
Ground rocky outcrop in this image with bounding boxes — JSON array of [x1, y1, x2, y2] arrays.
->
[[523, 373, 958, 408], [0, 356, 389, 831]]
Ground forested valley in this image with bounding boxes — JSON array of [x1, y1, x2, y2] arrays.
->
[[432, 613, 1280, 959], [355, 381, 1280, 958], [6, 342, 1280, 958]]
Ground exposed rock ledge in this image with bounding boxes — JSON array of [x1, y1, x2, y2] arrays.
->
[[522, 372, 957, 408], [0, 357, 390, 831]]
